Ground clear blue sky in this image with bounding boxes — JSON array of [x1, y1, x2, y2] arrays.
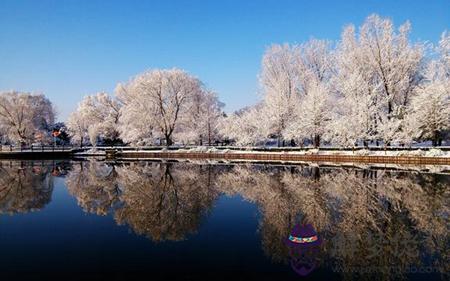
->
[[0, 0, 448, 121]]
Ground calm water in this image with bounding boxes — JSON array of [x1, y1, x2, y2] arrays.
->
[[0, 160, 448, 280]]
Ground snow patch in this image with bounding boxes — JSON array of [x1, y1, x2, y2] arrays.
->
[[355, 149, 370, 156], [396, 149, 426, 157], [425, 148, 446, 157]]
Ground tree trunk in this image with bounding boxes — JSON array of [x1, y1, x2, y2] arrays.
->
[[432, 130, 440, 147], [312, 166, 320, 181], [208, 123, 212, 146], [313, 135, 321, 148], [165, 135, 173, 146]]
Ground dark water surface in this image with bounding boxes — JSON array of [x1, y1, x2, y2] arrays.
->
[[0, 160, 448, 280]]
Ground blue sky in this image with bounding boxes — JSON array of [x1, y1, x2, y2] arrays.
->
[[0, 0, 448, 121]]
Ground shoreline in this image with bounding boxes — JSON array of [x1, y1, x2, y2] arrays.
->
[[1, 148, 449, 165], [115, 151, 450, 165]]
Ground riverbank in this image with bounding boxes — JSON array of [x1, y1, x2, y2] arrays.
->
[[114, 150, 450, 165], [1, 146, 450, 165]]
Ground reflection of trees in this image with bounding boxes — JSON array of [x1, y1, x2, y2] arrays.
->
[[66, 161, 121, 216], [216, 165, 449, 280], [65, 160, 448, 278], [67, 161, 219, 242], [0, 162, 54, 214], [216, 165, 332, 262], [114, 163, 219, 242]]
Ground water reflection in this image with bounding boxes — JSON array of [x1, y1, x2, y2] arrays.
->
[[0, 161, 55, 214], [217, 164, 449, 279], [0, 160, 448, 279], [114, 162, 218, 242], [67, 161, 219, 242]]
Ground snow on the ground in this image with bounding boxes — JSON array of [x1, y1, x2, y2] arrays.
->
[[75, 148, 105, 155], [425, 148, 447, 157]]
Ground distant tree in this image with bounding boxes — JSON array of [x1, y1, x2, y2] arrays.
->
[[0, 91, 55, 145], [66, 110, 89, 147], [218, 105, 267, 146]]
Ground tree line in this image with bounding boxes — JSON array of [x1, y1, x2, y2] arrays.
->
[[0, 14, 448, 147], [223, 14, 449, 147]]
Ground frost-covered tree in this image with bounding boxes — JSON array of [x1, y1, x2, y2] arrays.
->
[[400, 62, 450, 146], [285, 39, 335, 147], [260, 44, 300, 145], [0, 91, 55, 144], [66, 111, 89, 146], [179, 90, 224, 145], [218, 105, 267, 146], [360, 15, 424, 114], [285, 82, 333, 147], [117, 69, 205, 146], [396, 32, 450, 146], [438, 31, 450, 74], [67, 92, 121, 146], [332, 14, 424, 146]]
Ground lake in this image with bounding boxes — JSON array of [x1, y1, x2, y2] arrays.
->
[[0, 160, 448, 280]]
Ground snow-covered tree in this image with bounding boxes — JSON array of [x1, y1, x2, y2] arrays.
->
[[400, 61, 450, 146], [66, 111, 89, 146], [360, 15, 424, 114], [179, 90, 224, 145], [218, 105, 267, 146], [332, 14, 424, 146], [67, 92, 121, 146], [259, 44, 300, 145], [285, 82, 333, 147], [285, 39, 335, 147], [0, 91, 55, 144], [438, 31, 450, 74], [117, 69, 206, 146], [332, 68, 383, 147], [396, 32, 450, 146]]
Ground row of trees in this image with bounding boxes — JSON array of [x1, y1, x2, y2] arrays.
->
[[1, 14, 448, 147], [67, 69, 224, 146], [222, 14, 450, 147]]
